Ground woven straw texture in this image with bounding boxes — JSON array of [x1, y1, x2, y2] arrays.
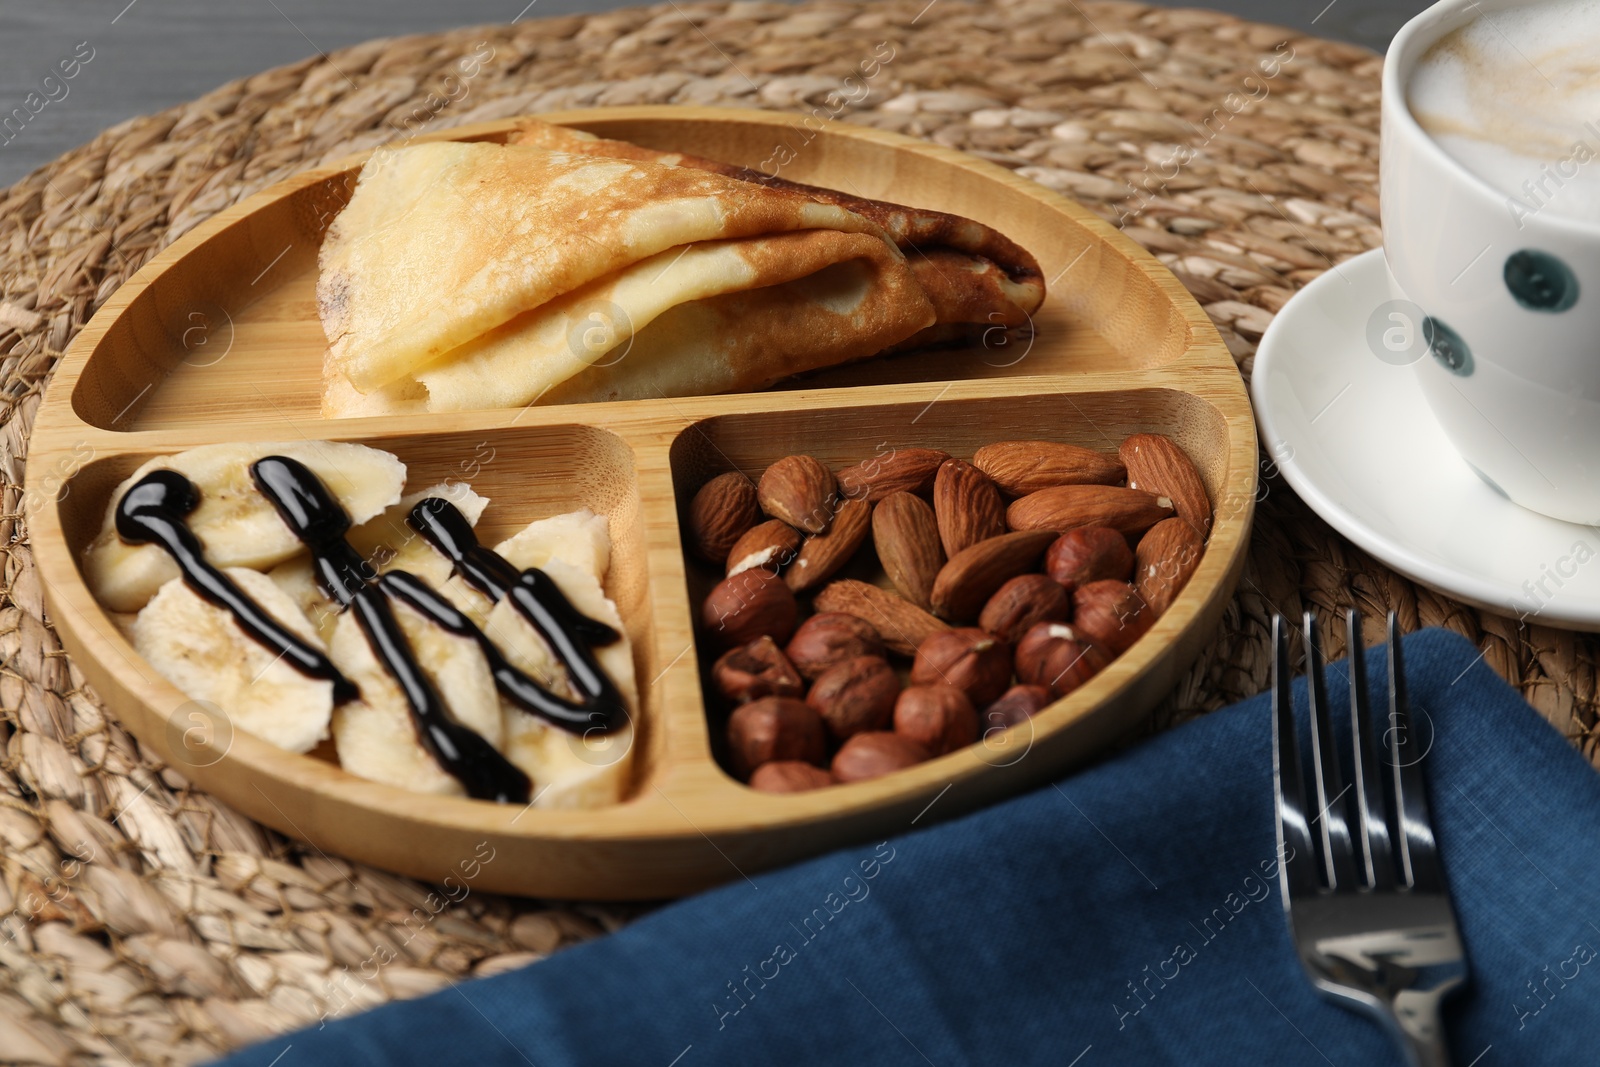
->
[[0, 1, 1592, 1062]]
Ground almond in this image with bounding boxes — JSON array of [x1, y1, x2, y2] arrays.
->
[[872, 492, 945, 610], [758, 455, 837, 535], [837, 447, 950, 501], [786, 498, 872, 594], [933, 458, 1006, 558], [1007, 485, 1173, 537], [929, 530, 1056, 622], [813, 579, 951, 657], [726, 519, 803, 577], [688, 472, 760, 564], [1119, 433, 1212, 538], [978, 573, 1070, 643], [972, 441, 1125, 495], [1134, 517, 1205, 616]]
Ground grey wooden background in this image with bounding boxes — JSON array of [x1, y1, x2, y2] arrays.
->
[[0, 0, 1425, 188]]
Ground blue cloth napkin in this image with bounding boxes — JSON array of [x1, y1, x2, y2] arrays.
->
[[219, 628, 1600, 1065]]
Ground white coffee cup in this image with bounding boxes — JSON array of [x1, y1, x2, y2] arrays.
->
[[1382, 0, 1600, 525]]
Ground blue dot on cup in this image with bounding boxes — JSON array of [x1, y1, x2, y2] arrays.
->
[[1423, 316, 1472, 376], [1504, 249, 1578, 312]]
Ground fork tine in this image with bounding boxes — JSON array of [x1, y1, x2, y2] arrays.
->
[[1305, 612, 1358, 891], [1346, 609, 1395, 891], [1272, 615, 1319, 900], [1387, 613, 1443, 892]]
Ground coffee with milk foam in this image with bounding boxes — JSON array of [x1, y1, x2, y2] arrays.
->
[[1407, 0, 1600, 225]]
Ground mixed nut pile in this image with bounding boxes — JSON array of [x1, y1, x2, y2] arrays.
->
[[687, 433, 1212, 792]]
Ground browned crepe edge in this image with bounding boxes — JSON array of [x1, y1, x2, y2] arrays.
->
[[508, 119, 1047, 318]]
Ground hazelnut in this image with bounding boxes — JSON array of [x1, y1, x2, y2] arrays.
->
[[982, 685, 1053, 732], [711, 636, 803, 705], [894, 685, 978, 757], [701, 569, 798, 648], [909, 628, 1013, 709], [1072, 579, 1152, 655], [978, 573, 1070, 643], [688, 471, 761, 564], [806, 655, 900, 740], [785, 612, 885, 680], [1014, 622, 1109, 698], [832, 732, 929, 783], [750, 761, 835, 793], [726, 696, 828, 779], [1045, 526, 1134, 593]]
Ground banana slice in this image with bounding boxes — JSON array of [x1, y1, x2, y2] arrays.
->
[[131, 569, 333, 754], [267, 481, 489, 644], [356, 481, 490, 586], [86, 442, 406, 613], [328, 598, 502, 796], [442, 508, 613, 627], [485, 553, 637, 810], [495, 508, 610, 580], [264, 561, 340, 646]]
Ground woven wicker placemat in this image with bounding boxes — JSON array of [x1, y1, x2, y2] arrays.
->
[[0, 1, 1591, 1062]]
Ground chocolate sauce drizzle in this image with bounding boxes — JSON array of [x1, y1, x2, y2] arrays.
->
[[114, 470, 357, 703], [406, 497, 628, 733], [249, 456, 532, 804], [114, 454, 632, 804], [380, 571, 624, 734]]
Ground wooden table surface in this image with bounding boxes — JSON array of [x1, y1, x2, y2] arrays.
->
[[0, 0, 1425, 189]]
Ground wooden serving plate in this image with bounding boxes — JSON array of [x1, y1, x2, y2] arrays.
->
[[26, 107, 1256, 899]]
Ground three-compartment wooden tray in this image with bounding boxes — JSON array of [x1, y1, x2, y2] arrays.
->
[[26, 107, 1257, 899]]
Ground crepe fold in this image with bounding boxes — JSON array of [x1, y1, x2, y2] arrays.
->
[[317, 130, 1045, 417], [506, 119, 1047, 331]]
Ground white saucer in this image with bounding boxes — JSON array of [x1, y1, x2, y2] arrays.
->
[[1251, 247, 1600, 632]]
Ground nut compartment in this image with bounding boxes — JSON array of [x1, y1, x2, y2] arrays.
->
[[668, 388, 1245, 790]]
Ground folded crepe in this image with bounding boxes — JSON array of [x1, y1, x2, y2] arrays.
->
[[318, 131, 1044, 417], [506, 118, 1047, 332]]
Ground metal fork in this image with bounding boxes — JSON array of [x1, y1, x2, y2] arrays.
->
[[1271, 609, 1468, 1067]]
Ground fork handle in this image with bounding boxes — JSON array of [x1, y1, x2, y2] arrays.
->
[[1398, 1007, 1451, 1067], [1405, 1034, 1449, 1067]]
